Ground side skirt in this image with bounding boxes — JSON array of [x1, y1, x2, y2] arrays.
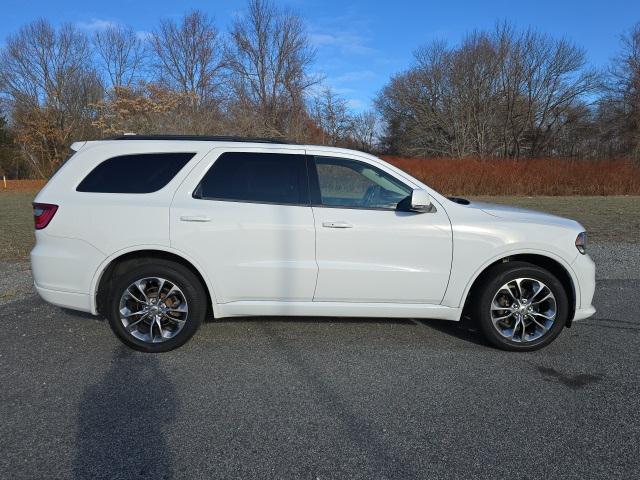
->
[[215, 301, 462, 321]]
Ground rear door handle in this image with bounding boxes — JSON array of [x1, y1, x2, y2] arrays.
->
[[322, 221, 353, 228], [180, 215, 211, 222]]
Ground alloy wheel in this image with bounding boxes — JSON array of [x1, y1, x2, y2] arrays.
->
[[118, 277, 189, 343], [490, 277, 557, 343]]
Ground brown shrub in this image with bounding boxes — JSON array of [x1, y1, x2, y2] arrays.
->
[[382, 156, 640, 196]]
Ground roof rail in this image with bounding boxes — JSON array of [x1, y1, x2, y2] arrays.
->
[[107, 134, 296, 144]]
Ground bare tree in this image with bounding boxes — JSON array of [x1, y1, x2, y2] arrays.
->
[[599, 22, 640, 159], [226, 0, 318, 138], [376, 23, 599, 158], [311, 87, 352, 145], [151, 10, 224, 105], [0, 19, 101, 176], [351, 110, 378, 152], [93, 25, 146, 89]]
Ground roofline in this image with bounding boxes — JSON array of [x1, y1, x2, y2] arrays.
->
[[107, 134, 297, 145]]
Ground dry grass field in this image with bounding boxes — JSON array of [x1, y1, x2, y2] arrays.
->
[[1, 189, 638, 261], [0, 191, 37, 260]]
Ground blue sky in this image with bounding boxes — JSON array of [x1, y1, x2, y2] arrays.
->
[[1, 0, 639, 112]]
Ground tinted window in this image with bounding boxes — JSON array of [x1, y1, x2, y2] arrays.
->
[[313, 157, 411, 209], [77, 153, 194, 193], [195, 152, 309, 205]]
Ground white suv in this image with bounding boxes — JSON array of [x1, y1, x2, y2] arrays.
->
[[31, 135, 596, 352]]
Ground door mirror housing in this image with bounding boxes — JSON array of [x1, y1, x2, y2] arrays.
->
[[398, 189, 434, 213]]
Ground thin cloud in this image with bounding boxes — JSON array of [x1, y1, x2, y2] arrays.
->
[[135, 30, 152, 40], [333, 70, 377, 83], [76, 18, 118, 31], [346, 98, 367, 111], [308, 31, 377, 56]]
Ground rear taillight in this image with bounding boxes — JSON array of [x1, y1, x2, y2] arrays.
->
[[33, 203, 58, 230]]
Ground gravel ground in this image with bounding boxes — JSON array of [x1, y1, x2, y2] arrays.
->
[[590, 242, 640, 279], [0, 243, 638, 479], [0, 261, 34, 305]]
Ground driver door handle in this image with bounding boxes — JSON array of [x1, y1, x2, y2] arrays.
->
[[322, 221, 353, 229], [180, 215, 211, 222]]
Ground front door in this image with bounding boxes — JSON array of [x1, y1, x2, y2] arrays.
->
[[308, 153, 453, 304], [170, 147, 317, 303]]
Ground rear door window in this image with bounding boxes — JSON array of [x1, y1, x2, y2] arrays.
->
[[194, 152, 309, 205], [76, 153, 195, 193]]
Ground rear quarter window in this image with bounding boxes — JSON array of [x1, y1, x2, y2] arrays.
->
[[76, 152, 195, 193]]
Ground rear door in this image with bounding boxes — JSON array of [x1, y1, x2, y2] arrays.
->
[[170, 147, 317, 303], [308, 152, 453, 304]]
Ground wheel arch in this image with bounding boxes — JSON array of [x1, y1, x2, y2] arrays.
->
[[461, 253, 577, 326], [91, 246, 218, 317]]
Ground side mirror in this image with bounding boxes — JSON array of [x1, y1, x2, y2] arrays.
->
[[398, 189, 434, 213]]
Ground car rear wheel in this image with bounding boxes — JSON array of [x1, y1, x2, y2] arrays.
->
[[472, 261, 569, 351], [106, 258, 206, 352]]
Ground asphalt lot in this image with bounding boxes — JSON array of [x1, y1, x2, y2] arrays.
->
[[1, 243, 638, 479]]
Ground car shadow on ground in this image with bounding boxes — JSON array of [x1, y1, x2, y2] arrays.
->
[[72, 345, 178, 479], [412, 315, 488, 347], [212, 314, 488, 347], [61, 307, 103, 321]]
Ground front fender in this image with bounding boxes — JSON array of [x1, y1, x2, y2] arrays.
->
[[442, 247, 581, 311]]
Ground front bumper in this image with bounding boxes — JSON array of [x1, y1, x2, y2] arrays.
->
[[573, 305, 596, 321], [571, 252, 596, 321]]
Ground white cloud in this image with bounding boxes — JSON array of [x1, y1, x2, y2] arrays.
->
[[308, 31, 377, 56], [135, 30, 152, 41], [346, 98, 367, 111], [333, 70, 377, 83], [77, 18, 117, 32]]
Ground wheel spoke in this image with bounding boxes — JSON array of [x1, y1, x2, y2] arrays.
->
[[492, 312, 514, 324], [166, 305, 188, 314], [155, 318, 165, 339], [529, 282, 543, 300], [498, 286, 517, 302], [156, 279, 166, 299], [134, 281, 149, 303], [491, 299, 514, 312], [532, 311, 556, 320], [530, 316, 548, 332], [148, 317, 156, 342], [127, 287, 146, 305], [510, 318, 521, 339], [511, 279, 524, 301], [120, 307, 146, 318], [126, 313, 148, 331], [163, 314, 185, 324]]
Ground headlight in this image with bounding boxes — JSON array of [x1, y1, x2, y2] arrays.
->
[[575, 232, 587, 254]]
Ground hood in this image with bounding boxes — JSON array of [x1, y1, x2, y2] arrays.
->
[[463, 201, 583, 230]]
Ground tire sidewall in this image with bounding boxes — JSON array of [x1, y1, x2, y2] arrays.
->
[[475, 263, 569, 351], [107, 260, 206, 353]]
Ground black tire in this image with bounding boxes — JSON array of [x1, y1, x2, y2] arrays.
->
[[106, 258, 207, 352], [472, 261, 569, 352]]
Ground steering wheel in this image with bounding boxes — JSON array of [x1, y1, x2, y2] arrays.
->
[[363, 185, 382, 206]]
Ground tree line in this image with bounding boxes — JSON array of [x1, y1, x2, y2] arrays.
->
[[376, 23, 640, 159], [0, 0, 638, 178]]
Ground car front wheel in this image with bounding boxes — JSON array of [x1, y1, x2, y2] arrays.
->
[[473, 261, 569, 351]]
